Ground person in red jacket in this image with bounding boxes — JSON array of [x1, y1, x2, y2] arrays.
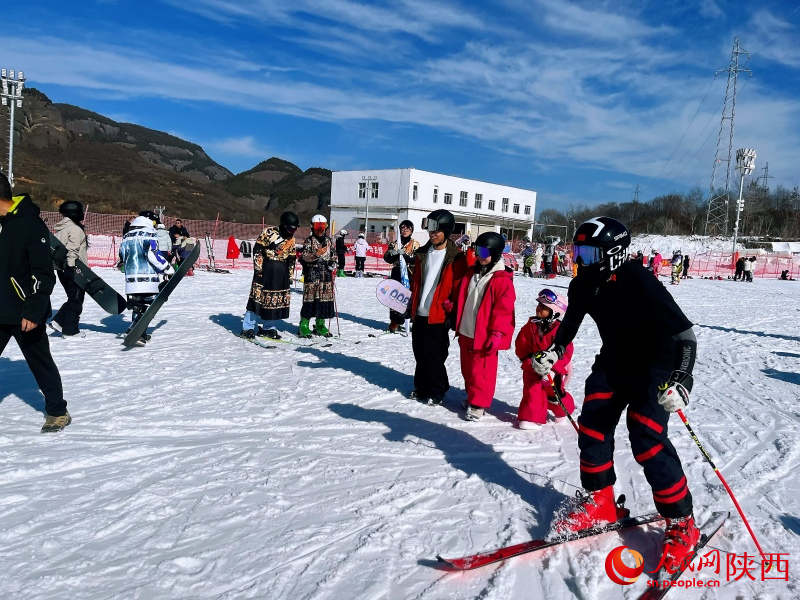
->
[[515, 289, 574, 429], [410, 209, 467, 405], [453, 232, 516, 421]]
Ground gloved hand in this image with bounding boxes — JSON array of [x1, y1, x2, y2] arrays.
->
[[657, 371, 693, 413], [485, 332, 503, 353], [63, 265, 76, 280], [532, 345, 561, 377], [442, 299, 454, 313]]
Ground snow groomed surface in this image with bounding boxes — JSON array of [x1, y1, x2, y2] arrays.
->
[[1, 267, 799, 599]]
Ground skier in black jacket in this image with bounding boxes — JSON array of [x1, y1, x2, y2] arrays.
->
[[533, 216, 699, 575], [0, 174, 71, 433]]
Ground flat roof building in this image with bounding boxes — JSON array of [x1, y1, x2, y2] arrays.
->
[[329, 168, 536, 244]]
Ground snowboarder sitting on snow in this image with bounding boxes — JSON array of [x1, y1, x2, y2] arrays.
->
[[298, 215, 336, 338], [515, 289, 574, 429], [119, 215, 175, 345], [241, 211, 299, 340], [533, 216, 700, 575], [453, 232, 516, 422]]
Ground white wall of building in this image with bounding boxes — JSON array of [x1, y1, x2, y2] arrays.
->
[[330, 168, 536, 244]]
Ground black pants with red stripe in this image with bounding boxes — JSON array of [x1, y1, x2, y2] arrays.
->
[[576, 365, 693, 518]]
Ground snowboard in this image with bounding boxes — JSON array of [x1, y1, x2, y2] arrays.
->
[[49, 233, 127, 314], [376, 278, 411, 313], [122, 244, 201, 347]]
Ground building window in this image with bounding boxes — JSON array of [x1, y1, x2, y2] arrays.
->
[[513, 203, 520, 214], [433, 187, 438, 203], [501, 198, 509, 212], [413, 183, 418, 201], [370, 182, 379, 199], [459, 191, 468, 207], [474, 193, 482, 209], [444, 193, 452, 205], [524, 205, 531, 215], [488, 199, 496, 211], [359, 182, 366, 199]]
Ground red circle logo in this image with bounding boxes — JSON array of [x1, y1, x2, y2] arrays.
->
[[605, 545, 644, 585]]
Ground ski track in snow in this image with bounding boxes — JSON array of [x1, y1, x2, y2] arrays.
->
[[1, 268, 799, 599]]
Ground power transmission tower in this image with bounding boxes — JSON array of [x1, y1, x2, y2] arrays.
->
[[704, 38, 751, 236], [633, 183, 640, 202], [759, 162, 773, 192]]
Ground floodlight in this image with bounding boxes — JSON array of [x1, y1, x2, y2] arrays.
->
[[16, 99, 21, 107], [1, 98, 6, 106], [1, 69, 6, 77], [17, 71, 23, 80], [1, 81, 7, 95], [9, 71, 14, 79]]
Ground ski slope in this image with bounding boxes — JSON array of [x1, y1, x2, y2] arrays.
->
[[1, 266, 799, 599]]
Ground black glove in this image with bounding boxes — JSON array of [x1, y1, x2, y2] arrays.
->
[[63, 265, 76, 280]]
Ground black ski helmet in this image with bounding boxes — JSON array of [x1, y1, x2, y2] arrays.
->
[[280, 211, 300, 231], [572, 216, 630, 274], [59, 200, 85, 222], [474, 232, 505, 260], [139, 210, 160, 225], [399, 219, 414, 232], [424, 209, 455, 237]]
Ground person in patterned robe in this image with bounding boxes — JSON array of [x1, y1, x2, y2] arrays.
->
[[241, 211, 299, 340], [298, 214, 336, 338]]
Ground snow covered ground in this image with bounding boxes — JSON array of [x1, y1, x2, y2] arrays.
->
[[1, 266, 799, 600]]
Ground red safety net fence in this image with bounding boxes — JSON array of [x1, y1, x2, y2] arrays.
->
[[41, 210, 800, 279]]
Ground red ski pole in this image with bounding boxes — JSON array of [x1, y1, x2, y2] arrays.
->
[[545, 373, 580, 435], [676, 409, 770, 567]]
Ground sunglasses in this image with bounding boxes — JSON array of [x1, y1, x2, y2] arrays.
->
[[572, 244, 603, 266], [475, 246, 493, 260]]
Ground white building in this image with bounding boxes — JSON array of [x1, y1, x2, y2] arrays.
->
[[329, 168, 536, 244]]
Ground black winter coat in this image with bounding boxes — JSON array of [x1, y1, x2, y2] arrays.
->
[[0, 195, 56, 324]]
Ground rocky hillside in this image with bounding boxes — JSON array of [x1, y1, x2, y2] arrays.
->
[[1, 88, 331, 223]]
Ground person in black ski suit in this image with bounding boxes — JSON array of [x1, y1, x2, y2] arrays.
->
[[50, 200, 88, 337], [533, 216, 700, 574], [0, 174, 71, 432], [335, 230, 348, 277], [383, 219, 419, 332]]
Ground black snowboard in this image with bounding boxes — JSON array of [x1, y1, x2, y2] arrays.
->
[[122, 244, 201, 348], [49, 233, 127, 315]]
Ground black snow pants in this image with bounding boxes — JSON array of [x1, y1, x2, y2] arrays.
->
[[411, 316, 451, 399], [576, 364, 693, 518], [53, 269, 85, 335], [0, 323, 67, 417]]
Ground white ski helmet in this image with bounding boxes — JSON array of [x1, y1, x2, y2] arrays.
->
[[312, 214, 327, 224], [129, 216, 156, 231], [339, 229, 347, 236], [358, 233, 365, 238]]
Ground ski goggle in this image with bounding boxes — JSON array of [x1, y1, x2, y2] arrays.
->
[[573, 244, 603, 266], [422, 218, 445, 233], [312, 222, 327, 232], [475, 246, 493, 260], [537, 289, 567, 312], [284, 225, 298, 233]]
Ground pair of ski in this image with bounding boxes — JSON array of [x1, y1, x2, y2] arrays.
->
[[437, 511, 728, 599]]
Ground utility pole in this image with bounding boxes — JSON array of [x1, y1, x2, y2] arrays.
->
[[0, 69, 25, 186], [758, 162, 773, 193], [704, 38, 751, 237], [633, 183, 640, 203], [732, 148, 756, 256], [361, 175, 377, 238]]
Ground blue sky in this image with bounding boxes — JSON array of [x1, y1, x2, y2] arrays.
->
[[2, 1, 799, 212]]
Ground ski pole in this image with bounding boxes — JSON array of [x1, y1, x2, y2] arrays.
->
[[332, 271, 341, 337], [545, 373, 580, 435], [676, 409, 770, 567]]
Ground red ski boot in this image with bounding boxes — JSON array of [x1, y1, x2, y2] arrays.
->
[[552, 486, 630, 535], [657, 515, 701, 576]]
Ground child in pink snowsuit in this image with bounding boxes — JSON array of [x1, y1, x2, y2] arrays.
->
[[454, 232, 516, 422], [650, 249, 663, 278], [515, 289, 574, 429]]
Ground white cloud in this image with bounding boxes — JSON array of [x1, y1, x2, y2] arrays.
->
[[205, 136, 273, 158], [698, 0, 723, 19]]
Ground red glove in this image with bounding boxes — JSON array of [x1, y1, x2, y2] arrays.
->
[[442, 299, 454, 312], [485, 332, 503, 353]]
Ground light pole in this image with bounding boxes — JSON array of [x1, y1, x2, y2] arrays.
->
[[1, 69, 25, 186], [362, 175, 377, 238], [732, 148, 756, 256]]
